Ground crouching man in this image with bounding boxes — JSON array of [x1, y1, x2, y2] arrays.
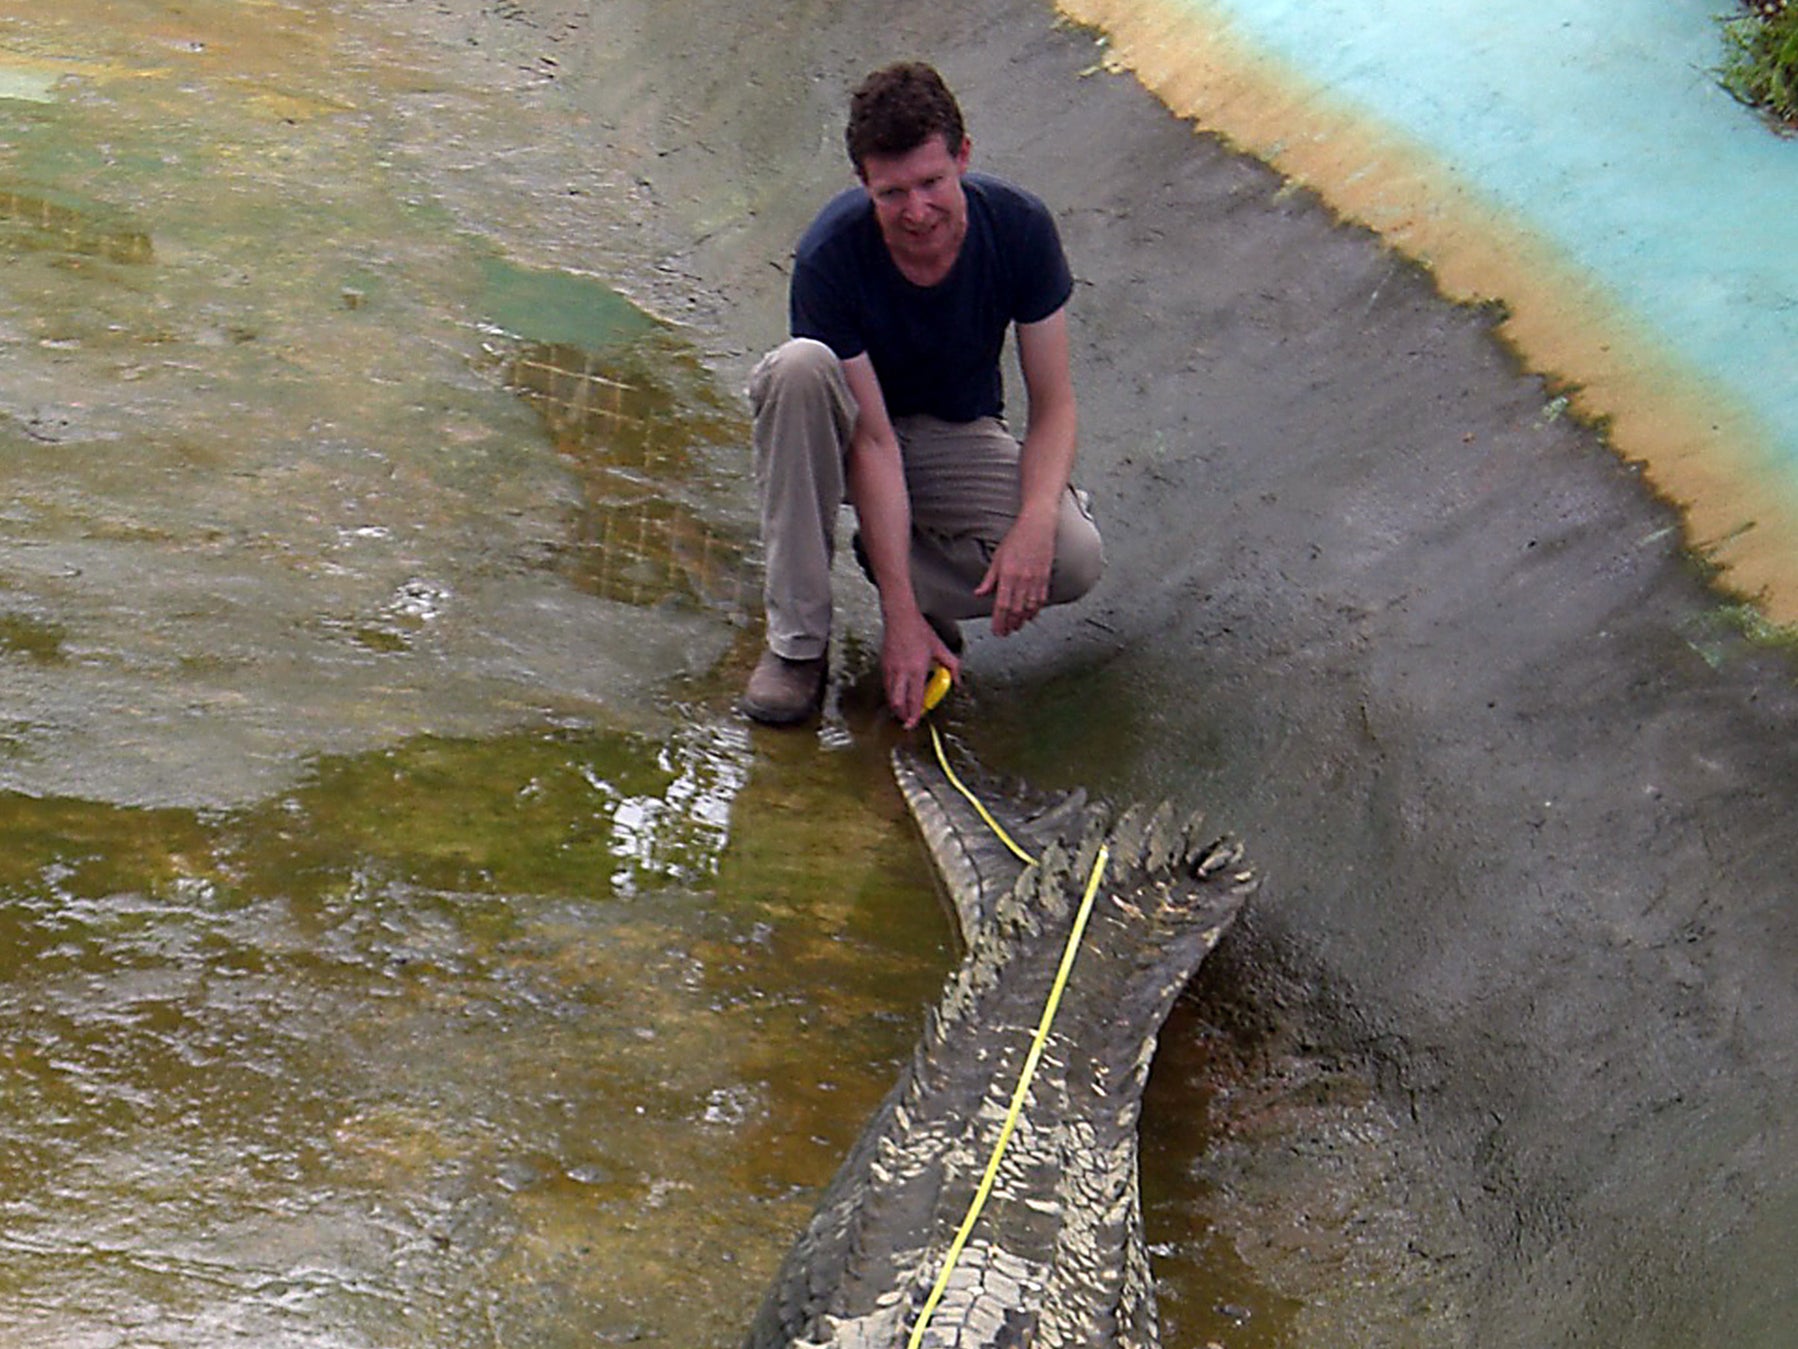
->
[[743, 61, 1103, 729]]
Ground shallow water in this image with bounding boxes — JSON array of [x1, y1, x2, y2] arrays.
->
[[0, 2, 1431, 1344], [0, 721, 960, 1346]]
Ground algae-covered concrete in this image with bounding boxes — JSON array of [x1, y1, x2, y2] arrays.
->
[[480, 0, 1798, 1342]]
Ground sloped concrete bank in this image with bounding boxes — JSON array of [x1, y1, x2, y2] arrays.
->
[[477, 0, 1798, 1342]]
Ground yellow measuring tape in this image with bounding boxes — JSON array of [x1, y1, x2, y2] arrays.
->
[[906, 719, 1110, 1348]]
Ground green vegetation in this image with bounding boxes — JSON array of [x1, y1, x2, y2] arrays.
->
[[1720, 2, 1798, 130], [1718, 600, 1798, 654]]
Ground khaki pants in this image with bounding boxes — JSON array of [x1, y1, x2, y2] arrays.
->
[[749, 338, 1104, 661]]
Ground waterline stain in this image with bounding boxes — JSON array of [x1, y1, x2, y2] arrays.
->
[[1058, 0, 1798, 619]]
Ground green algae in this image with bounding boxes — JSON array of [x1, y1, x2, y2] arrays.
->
[[478, 254, 662, 350], [1721, 4, 1798, 130]]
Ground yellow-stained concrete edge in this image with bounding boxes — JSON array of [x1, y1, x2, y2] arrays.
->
[[1058, 0, 1798, 622]]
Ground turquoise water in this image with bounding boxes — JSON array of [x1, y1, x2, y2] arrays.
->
[[1180, 0, 1798, 485]]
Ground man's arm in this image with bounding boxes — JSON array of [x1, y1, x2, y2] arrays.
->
[[976, 306, 1078, 636], [840, 353, 961, 728]]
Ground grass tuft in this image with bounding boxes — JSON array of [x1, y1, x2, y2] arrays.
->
[[1720, 2, 1798, 130]]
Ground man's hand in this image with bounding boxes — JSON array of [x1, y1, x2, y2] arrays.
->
[[882, 606, 960, 729], [975, 502, 1057, 637], [982, 306, 1076, 639]]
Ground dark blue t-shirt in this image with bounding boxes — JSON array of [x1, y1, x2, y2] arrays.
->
[[788, 172, 1073, 424]]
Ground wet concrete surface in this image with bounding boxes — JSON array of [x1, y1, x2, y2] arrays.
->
[[1, 0, 1793, 1345], [0, 0, 747, 808]]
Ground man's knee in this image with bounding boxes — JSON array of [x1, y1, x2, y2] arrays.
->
[[1052, 540, 1103, 604], [1049, 495, 1104, 604], [750, 338, 843, 413]]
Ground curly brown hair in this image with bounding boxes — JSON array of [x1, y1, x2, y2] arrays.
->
[[844, 62, 966, 176]]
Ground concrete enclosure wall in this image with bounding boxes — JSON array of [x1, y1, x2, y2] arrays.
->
[[504, 0, 1798, 1342]]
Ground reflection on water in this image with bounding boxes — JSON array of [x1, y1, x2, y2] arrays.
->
[[0, 720, 954, 1347], [495, 334, 753, 617], [0, 186, 153, 264]]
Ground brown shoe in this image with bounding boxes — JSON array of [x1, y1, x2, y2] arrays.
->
[[741, 649, 827, 725]]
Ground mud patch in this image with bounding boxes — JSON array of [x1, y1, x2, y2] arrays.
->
[[1143, 1000, 1474, 1347]]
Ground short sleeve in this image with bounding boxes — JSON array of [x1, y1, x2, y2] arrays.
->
[[790, 251, 866, 362], [1011, 195, 1073, 326]]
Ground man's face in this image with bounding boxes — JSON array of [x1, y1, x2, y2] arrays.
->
[[860, 134, 971, 279]]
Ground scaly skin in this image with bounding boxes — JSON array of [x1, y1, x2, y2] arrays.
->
[[745, 740, 1254, 1348]]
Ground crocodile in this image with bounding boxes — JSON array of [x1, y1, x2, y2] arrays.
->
[[746, 736, 1255, 1349]]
